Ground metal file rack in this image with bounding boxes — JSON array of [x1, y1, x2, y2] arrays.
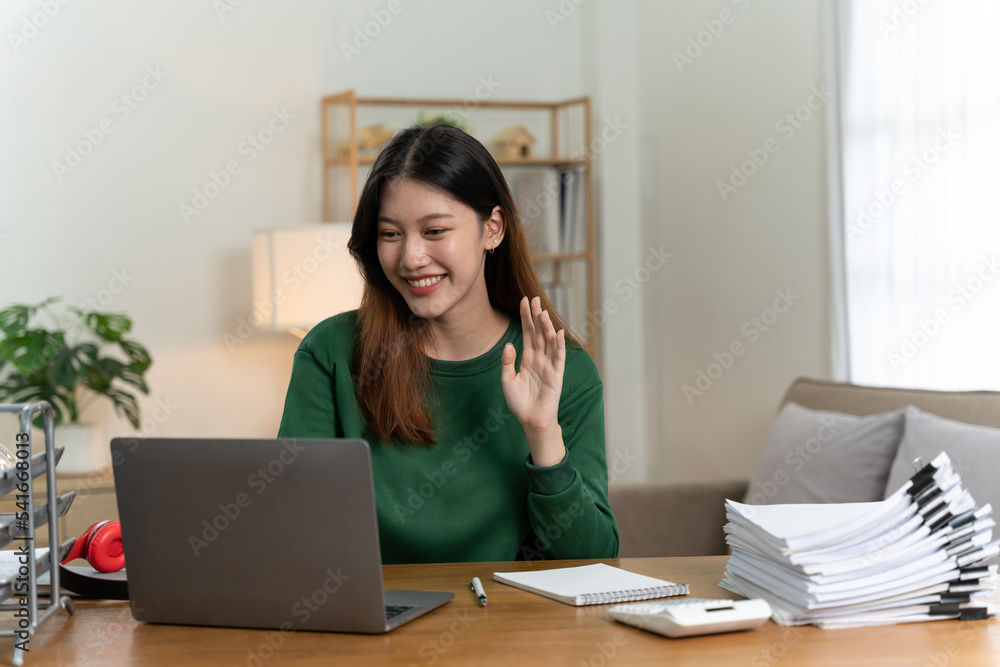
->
[[0, 402, 77, 666]]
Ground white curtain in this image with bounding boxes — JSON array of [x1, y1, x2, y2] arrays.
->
[[836, 0, 1000, 390]]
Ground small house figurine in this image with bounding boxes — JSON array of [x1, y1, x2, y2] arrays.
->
[[493, 125, 536, 160], [338, 123, 395, 156]]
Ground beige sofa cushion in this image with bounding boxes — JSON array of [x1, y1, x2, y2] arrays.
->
[[609, 481, 747, 557]]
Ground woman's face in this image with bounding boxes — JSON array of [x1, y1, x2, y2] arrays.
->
[[376, 178, 499, 325]]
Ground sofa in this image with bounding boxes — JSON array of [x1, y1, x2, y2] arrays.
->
[[609, 376, 1000, 557]]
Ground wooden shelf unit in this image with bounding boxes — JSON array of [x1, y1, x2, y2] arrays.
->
[[320, 91, 599, 361]]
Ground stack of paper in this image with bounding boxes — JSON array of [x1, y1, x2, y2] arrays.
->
[[721, 452, 1000, 628]]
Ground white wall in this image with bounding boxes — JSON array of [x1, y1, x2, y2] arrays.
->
[[321, 3, 582, 99], [580, 1, 648, 483], [638, 0, 832, 483]]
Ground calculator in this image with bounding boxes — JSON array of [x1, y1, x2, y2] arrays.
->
[[608, 597, 771, 638]]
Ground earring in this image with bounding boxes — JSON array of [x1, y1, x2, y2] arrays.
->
[[489, 239, 497, 254]]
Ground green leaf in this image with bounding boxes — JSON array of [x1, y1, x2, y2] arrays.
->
[[0, 305, 32, 338], [0, 298, 59, 337], [0, 332, 61, 376], [106, 389, 141, 429], [50, 346, 81, 390], [118, 339, 152, 373], [28, 389, 72, 428], [0, 384, 67, 425], [83, 312, 132, 342], [83, 357, 125, 394], [116, 364, 150, 394], [0, 383, 48, 404], [75, 342, 100, 365], [50, 387, 77, 424]]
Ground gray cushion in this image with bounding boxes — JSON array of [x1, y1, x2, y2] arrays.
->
[[884, 406, 1000, 510], [745, 402, 905, 505]]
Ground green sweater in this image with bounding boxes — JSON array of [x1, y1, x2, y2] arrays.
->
[[277, 311, 619, 564]]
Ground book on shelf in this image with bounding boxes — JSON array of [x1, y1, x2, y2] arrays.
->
[[558, 166, 586, 254], [720, 451, 1000, 629], [509, 166, 586, 255], [509, 169, 561, 254]]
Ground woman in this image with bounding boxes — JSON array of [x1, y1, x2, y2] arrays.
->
[[278, 124, 618, 563]]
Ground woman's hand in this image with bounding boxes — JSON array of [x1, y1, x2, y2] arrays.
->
[[500, 296, 567, 467]]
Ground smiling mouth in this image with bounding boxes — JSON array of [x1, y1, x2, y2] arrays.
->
[[405, 275, 444, 288]]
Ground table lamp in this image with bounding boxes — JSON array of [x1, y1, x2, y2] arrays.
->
[[251, 223, 364, 338]]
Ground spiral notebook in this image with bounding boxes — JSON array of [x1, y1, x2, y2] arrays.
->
[[493, 563, 689, 606]]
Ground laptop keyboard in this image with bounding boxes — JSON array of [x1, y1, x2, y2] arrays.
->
[[385, 605, 415, 620]]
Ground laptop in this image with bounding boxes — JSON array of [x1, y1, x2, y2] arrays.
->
[[110, 437, 453, 633]]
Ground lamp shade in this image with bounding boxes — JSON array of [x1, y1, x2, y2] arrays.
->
[[251, 224, 363, 336]]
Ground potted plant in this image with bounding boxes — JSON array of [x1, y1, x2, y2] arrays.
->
[[0, 297, 152, 474]]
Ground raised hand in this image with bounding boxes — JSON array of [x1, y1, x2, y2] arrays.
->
[[500, 296, 567, 467]]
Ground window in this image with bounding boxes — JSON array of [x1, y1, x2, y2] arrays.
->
[[835, 0, 1000, 390]]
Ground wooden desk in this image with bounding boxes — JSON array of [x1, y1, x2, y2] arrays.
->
[[3, 556, 998, 666]]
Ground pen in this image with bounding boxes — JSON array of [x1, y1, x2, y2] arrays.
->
[[470, 577, 487, 606]]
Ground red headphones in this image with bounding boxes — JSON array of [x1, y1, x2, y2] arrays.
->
[[60, 520, 125, 573]]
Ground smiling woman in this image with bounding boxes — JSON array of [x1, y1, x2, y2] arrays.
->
[[277, 124, 619, 564]]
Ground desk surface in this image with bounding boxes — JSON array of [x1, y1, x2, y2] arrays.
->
[[5, 556, 998, 666]]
